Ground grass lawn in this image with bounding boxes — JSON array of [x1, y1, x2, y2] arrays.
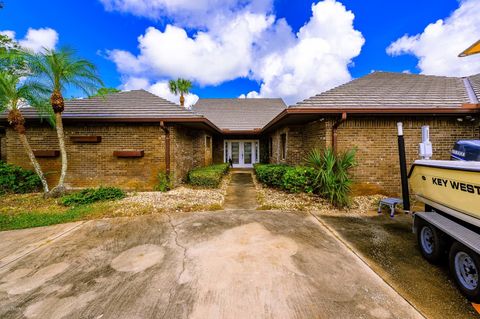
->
[[0, 193, 118, 231]]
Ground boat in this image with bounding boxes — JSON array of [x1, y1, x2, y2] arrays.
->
[[409, 159, 480, 223]]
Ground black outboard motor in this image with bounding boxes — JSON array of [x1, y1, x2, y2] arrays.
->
[[451, 140, 480, 161]]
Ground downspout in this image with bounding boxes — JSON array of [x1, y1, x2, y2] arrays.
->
[[160, 121, 171, 179], [332, 112, 347, 153]]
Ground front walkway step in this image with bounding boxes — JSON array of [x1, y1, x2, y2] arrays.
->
[[224, 172, 258, 210]]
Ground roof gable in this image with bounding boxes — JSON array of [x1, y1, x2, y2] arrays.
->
[[193, 98, 287, 131], [293, 72, 478, 109]]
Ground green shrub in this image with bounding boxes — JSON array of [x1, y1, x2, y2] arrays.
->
[[60, 187, 126, 206], [155, 172, 172, 192], [187, 163, 229, 188], [282, 166, 316, 193], [254, 164, 289, 188], [307, 148, 357, 208], [0, 161, 42, 195]]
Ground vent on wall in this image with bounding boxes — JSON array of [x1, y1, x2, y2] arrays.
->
[[113, 150, 144, 158], [70, 136, 102, 143], [33, 150, 60, 158]]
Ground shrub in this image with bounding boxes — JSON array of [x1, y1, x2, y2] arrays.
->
[[0, 161, 42, 195], [187, 163, 229, 188], [155, 172, 172, 192], [60, 187, 126, 206], [307, 148, 357, 208], [282, 166, 316, 193], [254, 164, 289, 188]]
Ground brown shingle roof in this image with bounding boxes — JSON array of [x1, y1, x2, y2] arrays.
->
[[193, 98, 286, 131], [1, 90, 205, 121], [294, 72, 478, 109]]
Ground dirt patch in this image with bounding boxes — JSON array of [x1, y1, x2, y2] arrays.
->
[[111, 244, 165, 273]]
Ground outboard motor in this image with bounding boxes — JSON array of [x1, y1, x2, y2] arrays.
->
[[451, 140, 480, 161]]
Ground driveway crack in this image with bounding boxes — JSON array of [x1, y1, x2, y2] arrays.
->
[[162, 212, 188, 318]]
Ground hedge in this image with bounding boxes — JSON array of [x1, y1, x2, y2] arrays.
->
[[254, 164, 290, 189], [187, 163, 229, 188], [0, 161, 42, 195], [254, 164, 316, 193]]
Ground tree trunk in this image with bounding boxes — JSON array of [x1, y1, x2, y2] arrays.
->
[[18, 132, 50, 194], [180, 93, 185, 107], [54, 111, 68, 192]]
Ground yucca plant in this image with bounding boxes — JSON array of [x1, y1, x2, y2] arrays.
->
[[307, 148, 357, 207]]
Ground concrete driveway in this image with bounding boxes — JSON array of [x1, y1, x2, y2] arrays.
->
[[0, 210, 423, 319]]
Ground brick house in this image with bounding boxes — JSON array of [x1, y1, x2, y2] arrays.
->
[[263, 72, 480, 194], [0, 90, 221, 189], [0, 72, 479, 193]]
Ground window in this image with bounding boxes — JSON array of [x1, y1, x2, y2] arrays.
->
[[206, 136, 211, 149], [280, 133, 287, 160]]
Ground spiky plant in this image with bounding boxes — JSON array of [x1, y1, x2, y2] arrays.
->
[[168, 78, 192, 107], [0, 71, 52, 194], [27, 47, 103, 196], [307, 148, 357, 207]]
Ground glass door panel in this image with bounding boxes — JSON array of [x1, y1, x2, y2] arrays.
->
[[231, 142, 240, 164], [244, 142, 252, 165]]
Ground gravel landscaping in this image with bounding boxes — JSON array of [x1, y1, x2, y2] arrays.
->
[[254, 174, 383, 217]]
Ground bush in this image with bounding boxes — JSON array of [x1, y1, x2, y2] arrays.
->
[[187, 163, 229, 188], [282, 166, 316, 193], [155, 172, 172, 192], [0, 161, 42, 195], [307, 148, 357, 208], [60, 187, 126, 206], [254, 164, 289, 188]]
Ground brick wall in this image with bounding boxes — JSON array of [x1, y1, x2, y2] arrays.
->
[[171, 125, 213, 184], [269, 116, 479, 194], [6, 123, 168, 190], [268, 119, 327, 165]]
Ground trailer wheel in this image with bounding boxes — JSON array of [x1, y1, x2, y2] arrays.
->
[[449, 242, 480, 303], [416, 219, 445, 263]]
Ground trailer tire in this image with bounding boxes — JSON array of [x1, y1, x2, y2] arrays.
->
[[416, 219, 445, 263], [449, 242, 480, 303]]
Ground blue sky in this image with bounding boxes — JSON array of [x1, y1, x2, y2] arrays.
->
[[1, 0, 479, 105]]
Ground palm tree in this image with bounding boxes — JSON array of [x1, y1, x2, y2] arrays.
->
[[27, 47, 103, 196], [0, 71, 52, 194], [168, 78, 192, 107]]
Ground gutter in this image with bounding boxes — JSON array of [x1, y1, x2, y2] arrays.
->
[[332, 112, 347, 153], [261, 106, 480, 133], [160, 121, 171, 178]]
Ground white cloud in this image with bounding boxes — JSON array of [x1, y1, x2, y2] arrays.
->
[[122, 76, 199, 107], [108, 0, 364, 105], [0, 28, 58, 53], [387, 0, 480, 76], [109, 12, 274, 86], [248, 0, 365, 104], [99, 0, 272, 27]]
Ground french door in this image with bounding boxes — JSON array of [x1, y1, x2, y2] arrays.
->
[[225, 140, 259, 168]]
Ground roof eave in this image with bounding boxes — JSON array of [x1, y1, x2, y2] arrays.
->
[[261, 105, 480, 133]]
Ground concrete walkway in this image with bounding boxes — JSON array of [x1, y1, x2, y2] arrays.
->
[[223, 170, 258, 210], [0, 209, 423, 319]]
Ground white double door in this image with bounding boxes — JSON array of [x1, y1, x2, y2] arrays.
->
[[225, 140, 259, 168]]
